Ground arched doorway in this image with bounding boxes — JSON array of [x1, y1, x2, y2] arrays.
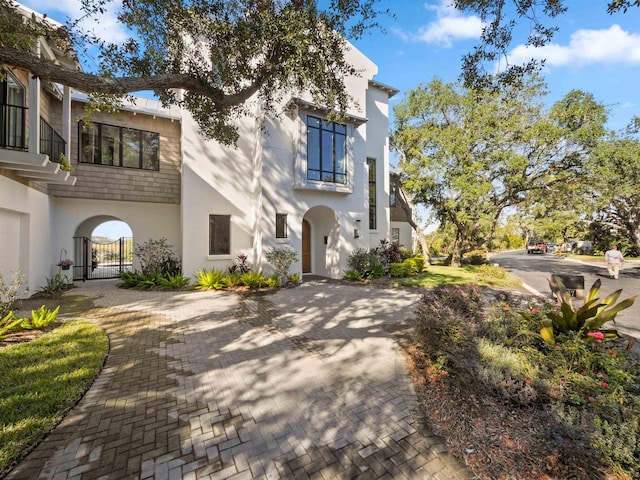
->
[[73, 217, 133, 280], [302, 206, 339, 278]]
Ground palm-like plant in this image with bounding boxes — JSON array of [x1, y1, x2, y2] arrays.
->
[[521, 278, 637, 345]]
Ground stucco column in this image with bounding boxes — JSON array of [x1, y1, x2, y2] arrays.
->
[[62, 85, 72, 159], [28, 73, 40, 154]]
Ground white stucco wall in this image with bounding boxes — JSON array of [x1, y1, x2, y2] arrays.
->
[[179, 42, 394, 279], [0, 176, 54, 296], [180, 107, 260, 276], [52, 197, 180, 273], [365, 86, 392, 248], [391, 221, 415, 252]]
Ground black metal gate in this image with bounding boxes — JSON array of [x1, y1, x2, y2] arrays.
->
[[73, 237, 133, 280]]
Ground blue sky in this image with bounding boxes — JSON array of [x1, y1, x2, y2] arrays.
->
[[350, 1, 640, 132]]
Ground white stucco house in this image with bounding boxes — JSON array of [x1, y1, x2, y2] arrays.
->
[[0, 4, 402, 294]]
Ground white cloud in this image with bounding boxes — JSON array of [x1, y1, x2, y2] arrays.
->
[[395, 0, 484, 47], [507, 25, 640, 68], [20, 0, 129, 44]]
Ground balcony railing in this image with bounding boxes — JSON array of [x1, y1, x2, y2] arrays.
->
[[0, 104, 27, 150], [40, 117, 66, 164]]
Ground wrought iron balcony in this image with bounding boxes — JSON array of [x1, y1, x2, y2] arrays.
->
[[40, 117, 66, 163], [0, 104, 27, 150]]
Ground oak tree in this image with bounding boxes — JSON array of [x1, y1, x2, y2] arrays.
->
[[0, 0, 385, 144], [391, 76, 607, 266]]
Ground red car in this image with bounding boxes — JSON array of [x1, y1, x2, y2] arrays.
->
[[527, 241, 547, 254]]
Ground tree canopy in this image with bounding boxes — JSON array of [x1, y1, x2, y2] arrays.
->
[[453, 0, 640, 88], [588, 119, 640, 250], [391, 76, 608, 266], [0, 0, 385, 144]]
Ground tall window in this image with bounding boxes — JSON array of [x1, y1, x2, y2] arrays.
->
[[209, 215, 231, 255], [307, 115, 347, 184], [0, 72, 26, 149], [79, 121, 159, 170], [390, 180, 397, 207], [276, 213, 288, 238], [367, 158, 377, 230], [392, 228, 400, 245]]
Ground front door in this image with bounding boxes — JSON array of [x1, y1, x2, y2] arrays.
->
[[302, 219, 311, 273]]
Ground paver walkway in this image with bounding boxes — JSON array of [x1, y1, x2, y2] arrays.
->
[[7, 279, 472, 480]]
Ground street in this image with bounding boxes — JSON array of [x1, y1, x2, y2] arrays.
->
[[491, 250, 640, 339]]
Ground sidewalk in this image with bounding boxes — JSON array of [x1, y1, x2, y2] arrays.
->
[[7, 280, 472, 480]]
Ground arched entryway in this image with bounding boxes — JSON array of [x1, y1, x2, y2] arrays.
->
[[302, 206, 339, 278], [73, 217, 133, 280]]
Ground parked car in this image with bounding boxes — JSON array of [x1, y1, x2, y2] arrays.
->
[[527, 240, 547, 254], [546, 243, 558, 254]]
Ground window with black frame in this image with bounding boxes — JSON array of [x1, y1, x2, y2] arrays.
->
[[209, 214, 231, 255], [79, 121, 159, 170], [276, 213, 288, 238], [367, 158, 377, 230], [306, 115, 347, 184], [0, 72, 26, 149]]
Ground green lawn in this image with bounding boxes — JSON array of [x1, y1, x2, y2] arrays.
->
[[389, 264, 522, 288], [0, 320, 108, 476]]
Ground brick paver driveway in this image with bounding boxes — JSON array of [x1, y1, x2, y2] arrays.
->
[[7, 279, 471, 480]]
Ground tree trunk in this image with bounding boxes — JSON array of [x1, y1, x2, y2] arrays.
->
[[397, 186, 432, 264], [449, 234, 463, 267]]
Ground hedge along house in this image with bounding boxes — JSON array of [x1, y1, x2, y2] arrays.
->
[[0, 3, 399, 293]]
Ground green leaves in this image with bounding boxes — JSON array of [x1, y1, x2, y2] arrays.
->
[[392, 75, 608, 266], [536, 277, 637, 345]]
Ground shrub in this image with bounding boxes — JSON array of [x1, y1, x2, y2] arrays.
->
[[368, 263, 385, 279], [399, 247, 414, 261], [228, 253, 251, 274], [157, 274, 190, 289], [21, 305, 60, 330], [462, 249, 488, 265], [406, 256, 425, 274], [347, 249, 383, 278], [240, 271, 267, 288], [0, 270, 28, 318], [475, 264, 510, 286], [411, 287, 640, 478], [344, 269, 363, 281], [266, 247, 298, 283], [520, 278, 637, 346], [266, 275, 280, 288], [0, 312, 23, 340], [374, 240, 402, 271], [414, 284, 484, 375], [389, 262, 411, 278], [39, 274, 71, 297], [133, 238, 181, 275], [287, 273, 301, 285], [195, 268, 228, 290]]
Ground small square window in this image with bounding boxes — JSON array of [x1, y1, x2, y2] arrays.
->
[[276, 213, 288, 238], [209, 215, 230, 255]]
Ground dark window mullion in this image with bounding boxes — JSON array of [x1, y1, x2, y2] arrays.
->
[[118, 127, 123, 166], [96, 124, 102, 164], [138, 130, 143, 169]]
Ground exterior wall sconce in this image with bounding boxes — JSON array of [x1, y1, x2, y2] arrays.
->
[[354, 219, 361, 238]]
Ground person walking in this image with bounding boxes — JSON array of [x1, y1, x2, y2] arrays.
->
[[604, 245, 625, 279]]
